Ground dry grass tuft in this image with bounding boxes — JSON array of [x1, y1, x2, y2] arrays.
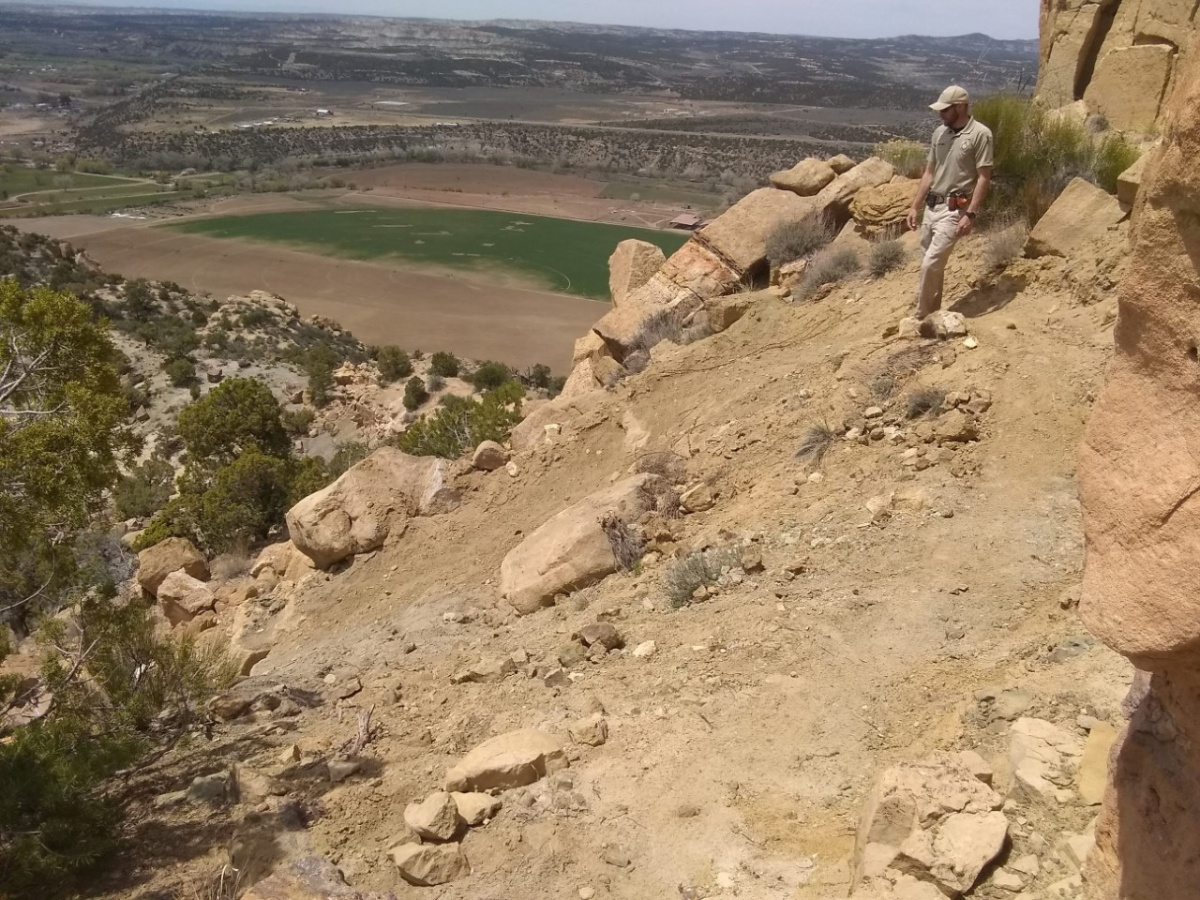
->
[[981, 216, 1030, 271], [868, 240, 907, 278], [798, 247, 861, 299], [906, 387, 946, 419], [633, 451, 688, 484], [665, 546, 744, 607], [795, 422, 835, 464], [601, 514, 644, 571]]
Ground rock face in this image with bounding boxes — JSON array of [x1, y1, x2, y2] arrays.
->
[[1084, 43, 1176, 130], [608, 239, 666, 305], [286, 447, 459, 568], [769, 158, 837, 196], [1038, 0, 1190, 130], [243, 856, 394, 899], [1025, 177, 1126, 258], [157, 571, 216, 627], [1076, 25, 1200, 900], [443, 728, 567, 792], [136, 537, 209, 597], [855, 753, 1007, 897], [500, 474, 666, 615]]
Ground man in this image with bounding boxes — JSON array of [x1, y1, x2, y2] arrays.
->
[[905, 85, 993, 324]]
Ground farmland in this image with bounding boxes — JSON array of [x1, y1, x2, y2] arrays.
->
[[171, 207, 689, 298]]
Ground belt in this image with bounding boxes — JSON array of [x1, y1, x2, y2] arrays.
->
[[925, 192, 946, 208]]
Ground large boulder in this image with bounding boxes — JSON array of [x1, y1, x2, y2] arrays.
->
[[137, 538, 209, 597], [443, 728, 567, 792], [157, 571, 216, 627], [697, 187, 822, 274], [851, 179, 920, 237], [813, 157, 896, 216], [590, 276, 700, 362], [770, 158, 837, 196], [500, 474, 667, 614], [1025, 177, 1125, 259], [243, 856, 393, 900], [286, 447, 459, 568], [1084, 43, 1176, 131], [608, 239, 666, 306], [855, 753, 1007, 897], [827, 154, 856, 174]]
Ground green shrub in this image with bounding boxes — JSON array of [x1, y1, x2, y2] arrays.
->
[[112, 457, 175, 520], [1092, 135, 1141, 194], [868, 240, 906, 278], [426, 373, 445, 393], [765, 214, 834, 268], [525, 363, 553, 390], [162, 356, 196, 388], [281, 406, 316, 437], [302, 344, 336, 409], [194, 448, 295, 552], [429, 351, 460, 378], [397, 382, 524, 459], [874, 139, 927, 178], [177, 378, 290, 469], [122, 278, 155, 317], [973, 94, 1142, 223], [118, 316, 200, 358], [404, 376, 429, 411], [238, 305, 271, 329], [470, 360, 513, 391], [798, 247, 861, 298], [376, 345, 413, 383], [0, 593, 234, 898]]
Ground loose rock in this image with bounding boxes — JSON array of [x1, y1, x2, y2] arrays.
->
[[404, 791, 462, 842], [391, 842, 470, 887]]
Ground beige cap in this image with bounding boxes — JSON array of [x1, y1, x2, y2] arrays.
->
[[930, 85, 970, 111]]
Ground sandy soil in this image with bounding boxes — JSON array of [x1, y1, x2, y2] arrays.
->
[[85, 222, 1134, 900], [76, 227, 603, 372]]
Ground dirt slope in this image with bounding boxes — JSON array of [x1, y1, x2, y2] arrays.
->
[[98, 225, 1133, 900]]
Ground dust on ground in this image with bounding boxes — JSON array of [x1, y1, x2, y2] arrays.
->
[[90, 222, 1133, 900]]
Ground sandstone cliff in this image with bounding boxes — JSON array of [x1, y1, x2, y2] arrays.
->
[[1077, 16, 1200, 900], [1038, 0, 1198, 129]]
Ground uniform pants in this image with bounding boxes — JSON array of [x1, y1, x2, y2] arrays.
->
[[917, 203, 963, 317]]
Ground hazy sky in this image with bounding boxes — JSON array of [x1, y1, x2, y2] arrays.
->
[[40, 0, 1042, 40]]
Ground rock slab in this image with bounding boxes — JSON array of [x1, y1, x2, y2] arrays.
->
[[391, 842, 470, 886], [500, 474, 665, 615], [443, 728, 567, 792], [1025, 177, 1125, 259]]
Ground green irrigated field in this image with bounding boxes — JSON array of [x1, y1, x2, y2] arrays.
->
[[169, 207, 689, 298]]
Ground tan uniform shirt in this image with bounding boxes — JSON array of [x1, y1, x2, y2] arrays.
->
[[927, 117, 994, 197]]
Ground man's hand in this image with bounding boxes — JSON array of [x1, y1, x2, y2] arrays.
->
[[956, 214, 975, 237], [906, 206, 919, 231]]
